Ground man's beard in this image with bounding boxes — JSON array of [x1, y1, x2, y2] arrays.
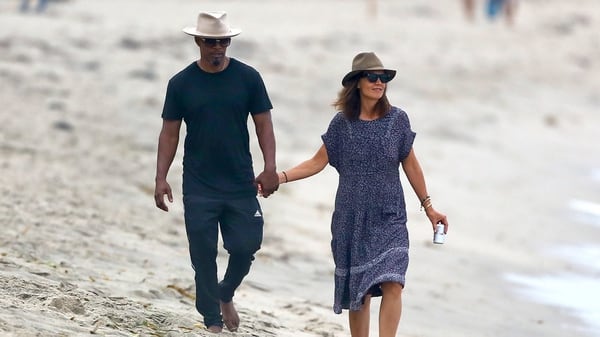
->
[[211, 57, 223, 67]]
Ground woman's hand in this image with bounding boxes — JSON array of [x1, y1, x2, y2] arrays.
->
[[425, 207, 448, 233]]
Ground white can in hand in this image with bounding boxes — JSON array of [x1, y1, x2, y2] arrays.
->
[[433, 223, 445, 244]]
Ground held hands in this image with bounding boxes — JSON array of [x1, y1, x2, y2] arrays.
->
[[154, 179, 173, 212], [255, 170, 279, 198]]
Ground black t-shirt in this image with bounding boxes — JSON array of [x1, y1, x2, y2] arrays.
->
[[161, 59, 273, 198]]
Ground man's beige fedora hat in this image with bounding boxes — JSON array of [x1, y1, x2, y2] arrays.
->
[[182, 11, 241, 38], [341, 52, 396, 86]]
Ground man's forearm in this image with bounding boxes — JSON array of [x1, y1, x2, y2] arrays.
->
[[259, 133, 276, 172], [155, 133, 178, 180], [255, 114, 277, 171]]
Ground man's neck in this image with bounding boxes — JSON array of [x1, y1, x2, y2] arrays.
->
[[197, 57, 230, 73]]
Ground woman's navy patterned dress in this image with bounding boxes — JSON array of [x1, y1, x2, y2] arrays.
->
[[321, 106, 416, 313]]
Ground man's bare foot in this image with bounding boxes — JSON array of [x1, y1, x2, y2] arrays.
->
[[220, 300, 240, 332], [206, 325, 222, 333]]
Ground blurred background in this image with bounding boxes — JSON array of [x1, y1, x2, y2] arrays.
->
[[1, 0, 599, 336]]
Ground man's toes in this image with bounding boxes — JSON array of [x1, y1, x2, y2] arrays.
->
[[220, 301, 240, 331], [206, 325, 222, 333]]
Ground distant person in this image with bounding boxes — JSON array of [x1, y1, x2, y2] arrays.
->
[[462, 0, 518, 26], [462, 0, 476, 21], [487, 0, 518, 26], [20, 0, 48, 13], [274, 52, 448, 337], [154, 11, 278, 333], [367, 0, 378, 18]]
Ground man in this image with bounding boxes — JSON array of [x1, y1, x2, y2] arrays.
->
[[154, 11, 279, 333]]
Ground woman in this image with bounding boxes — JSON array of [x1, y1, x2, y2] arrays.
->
[[276, 52, 448, 337]]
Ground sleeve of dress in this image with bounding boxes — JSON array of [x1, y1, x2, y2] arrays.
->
[[397, 108, 416, 161], [321, 113, 344, 169]]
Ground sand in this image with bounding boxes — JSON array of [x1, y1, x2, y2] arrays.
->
[[1, 0, 599, 336]]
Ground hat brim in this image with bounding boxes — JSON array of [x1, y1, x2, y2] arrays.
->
[[182, 27, 242, 38], [342, 69, 396, 86]]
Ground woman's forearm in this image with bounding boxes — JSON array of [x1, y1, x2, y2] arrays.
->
[[280, 144, 329, 183], [402, 149, 429, 203]]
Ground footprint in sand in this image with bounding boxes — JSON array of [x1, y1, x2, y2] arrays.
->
[[48, 296, 86, 315], [303, 318, 345, 336]]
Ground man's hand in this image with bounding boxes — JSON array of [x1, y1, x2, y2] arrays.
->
[[255, 170, 279, 198], [154, 179, 173, 211]]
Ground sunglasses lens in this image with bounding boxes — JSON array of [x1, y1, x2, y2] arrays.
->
[[202, 38, 231, 47], [365, 73, 391, 83]]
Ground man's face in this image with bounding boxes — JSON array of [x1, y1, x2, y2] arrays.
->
[[196, 37, 231, 67]]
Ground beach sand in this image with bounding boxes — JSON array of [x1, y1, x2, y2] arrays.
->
[[1, 0, 599, 336]]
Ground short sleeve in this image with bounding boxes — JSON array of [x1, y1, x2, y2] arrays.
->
[[248, 70, 273, 115], [161, 78, 183, 120], [396, 108, 416, 161], [321, 113, 345, 169]]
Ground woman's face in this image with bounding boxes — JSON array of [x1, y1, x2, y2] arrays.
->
[[358, 71, 389, 101]]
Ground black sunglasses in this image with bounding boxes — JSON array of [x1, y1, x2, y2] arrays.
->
[[362, 72, 392, 83], [201, 38, 231, 47]]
